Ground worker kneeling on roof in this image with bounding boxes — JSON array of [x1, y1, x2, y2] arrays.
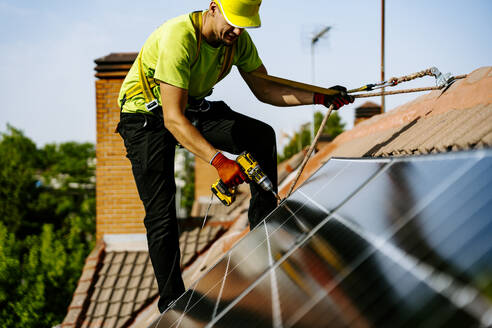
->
[[117, 0, 354, 313]]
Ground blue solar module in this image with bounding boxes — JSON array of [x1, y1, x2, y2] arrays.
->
[[152, 150, 492, 328]]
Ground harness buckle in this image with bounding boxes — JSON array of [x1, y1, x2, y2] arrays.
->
[[145, 99, 159, 112], [187, 99, 211, 113]]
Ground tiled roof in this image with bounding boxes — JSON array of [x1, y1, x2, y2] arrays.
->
[[62, 224, 227, 328], [179, 226, 226, 268], [83, 251, 158, 327]]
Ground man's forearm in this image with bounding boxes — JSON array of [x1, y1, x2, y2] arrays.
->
[[164, 113, 217, 163], [255, 83, 314, 106], [159, 82, 217, 163], [240, 65, 315, 107]]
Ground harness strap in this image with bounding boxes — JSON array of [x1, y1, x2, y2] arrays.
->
[[138, 50, 155, 104], [124, 10, 235, 106], [217, 44, 235, 82]]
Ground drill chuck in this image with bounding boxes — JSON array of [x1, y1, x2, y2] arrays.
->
[[258, 176, 273, 192]]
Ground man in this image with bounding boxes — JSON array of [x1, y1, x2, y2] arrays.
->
[[117, 0, 353, 313]]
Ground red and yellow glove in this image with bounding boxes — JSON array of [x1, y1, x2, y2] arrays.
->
[[210, 152, 247, 188], [314, 85, 354, 110]]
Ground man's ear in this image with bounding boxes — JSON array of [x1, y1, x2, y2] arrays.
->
[[209, 1, 218, 15]]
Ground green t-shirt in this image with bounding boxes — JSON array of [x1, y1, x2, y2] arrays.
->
[[118, 11, 263, 113]]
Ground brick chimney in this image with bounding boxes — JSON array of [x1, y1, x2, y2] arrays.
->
[[94, 52, 145, 240], [354, 101, 382, 126]]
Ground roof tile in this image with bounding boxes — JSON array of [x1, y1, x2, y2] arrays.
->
[[74, 280, 92, 294], [102, 252, 114, 264], [62, 307, 82, 325], [102, 274, 117, 289], [69, 293, 86, 308], [136, 288, 152, 303], [108, 263, 123, 276], [106, 302, 121, 318], [102, 317, 118, 328], [140, 275, 155, 289], [98, 288, 113, 302], [128, 275, 141, 289], [112, 252, 126, 265], [120, 301, 134, 317], [115, 275, 130, 289], [79, 268, 96, 282], [93, 301, 109, 318], [136, 252, 147, 264], [110, 288, 125, 302], [132, 263, 146, 276], [124, 288, 138, 303], [120, 263, 133, 276]]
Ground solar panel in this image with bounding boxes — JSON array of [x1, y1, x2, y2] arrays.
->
[[152, 150, 492, 328]]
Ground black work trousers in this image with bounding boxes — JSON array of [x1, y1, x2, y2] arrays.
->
[[117, 100, 278, 313]]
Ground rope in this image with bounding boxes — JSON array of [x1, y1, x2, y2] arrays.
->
[[284, 71, 468, 198], [286, 104, 334, 197], [354, 86, 440, 98], [352, 74, 466, 98], [391, 68, 434, 84]]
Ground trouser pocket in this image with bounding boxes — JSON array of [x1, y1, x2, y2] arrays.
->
[[118, 113, 177, 201]]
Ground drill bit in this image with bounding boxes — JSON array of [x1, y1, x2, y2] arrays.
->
[[272, 190, 282, 202]]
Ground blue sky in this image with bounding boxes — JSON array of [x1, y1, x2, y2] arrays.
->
[[1, 0, 491, 151]]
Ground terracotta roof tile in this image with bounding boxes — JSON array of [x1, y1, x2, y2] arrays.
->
[[112, 252, 126, 265], [85, 302, 96, 318], [124, 288, 138, 303], [132, 262, 146, 276], [103, 274, 118, 288], [135, 252, 147, 264], [106, 302, 121, 318], [140, 275, 154, 289], [102, 317, 118, 328], [120, 301, 134, 317], [78, 268, 96, 282], [74, 280, 92, 294], [110, 288, 125, 302], [128, 276, 141, 289], [114, 275, 130, 289], [70, 294, 86, 308], [63, 307, 82, 325]]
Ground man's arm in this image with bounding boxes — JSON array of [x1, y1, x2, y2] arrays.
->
[[160, 82, 217, 163], [160, 82, 246, 187], [240, 64, 353, 109], [239, 65, 314, 106]]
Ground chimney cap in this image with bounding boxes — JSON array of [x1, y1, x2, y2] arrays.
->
[[94, 52, 138, 79], [94, 52, 137, 65]]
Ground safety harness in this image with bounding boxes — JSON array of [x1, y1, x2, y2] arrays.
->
[[122, 10, 236, 113]]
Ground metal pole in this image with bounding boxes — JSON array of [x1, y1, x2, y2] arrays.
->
[[311, 42, 316, 143], [381, 0, 385, 112], [310, 26, 331, 141]]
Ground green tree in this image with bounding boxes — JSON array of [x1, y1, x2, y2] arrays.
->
[[0, 125, 95, 327], [279, 111, 346, 163], [313, 110, 346, 139], [0, 125, 38, 234]]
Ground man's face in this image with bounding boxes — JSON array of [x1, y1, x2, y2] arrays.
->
[[213, 6, 243, 46]]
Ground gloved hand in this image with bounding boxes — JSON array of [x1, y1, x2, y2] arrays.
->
[[313, 85, 354, 110], [211, 152, 247, 188]]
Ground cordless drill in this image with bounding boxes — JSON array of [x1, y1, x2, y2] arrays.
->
[[211, 151, 280, 206]]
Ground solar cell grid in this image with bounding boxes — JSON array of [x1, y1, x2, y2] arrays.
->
[[154, 150, 492, 328]]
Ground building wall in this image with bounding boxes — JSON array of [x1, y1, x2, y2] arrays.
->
[[94, 54, 145, 240], [194, 157, 219, 202]]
